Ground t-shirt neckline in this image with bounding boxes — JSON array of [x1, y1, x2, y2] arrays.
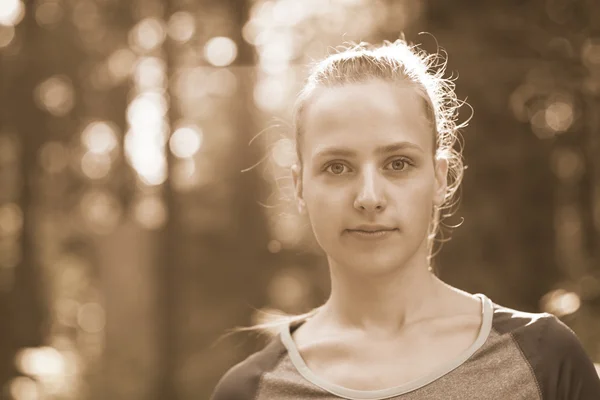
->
[[279, 293, 494, 400]]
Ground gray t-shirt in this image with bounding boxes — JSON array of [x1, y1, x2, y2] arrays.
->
[[211, 294, 600, 399]]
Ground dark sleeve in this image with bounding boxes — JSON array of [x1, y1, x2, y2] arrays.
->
[[542, 315, 600, 400]]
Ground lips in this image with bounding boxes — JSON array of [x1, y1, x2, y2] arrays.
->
[[346, 228, 398, 239], [349, 229, 395, 233], [348, 224, 396, 232]]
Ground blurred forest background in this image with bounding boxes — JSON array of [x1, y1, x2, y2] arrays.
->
[[0, 0, 599, 399]]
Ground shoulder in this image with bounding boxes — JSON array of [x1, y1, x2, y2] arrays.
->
[[490, 302, 587, 358], [209, 335, 288, 400], [491, 302, 600, 399]]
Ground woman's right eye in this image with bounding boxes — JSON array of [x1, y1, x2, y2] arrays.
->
[[325, 163, 349, 175]]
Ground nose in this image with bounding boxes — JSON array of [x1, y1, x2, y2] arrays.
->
[[353, 165, 387, 213]]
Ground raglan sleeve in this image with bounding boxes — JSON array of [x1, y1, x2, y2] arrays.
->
[[541, 315, 600, 400]]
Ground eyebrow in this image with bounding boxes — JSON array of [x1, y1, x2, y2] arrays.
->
[[313, 141, 424, 159]]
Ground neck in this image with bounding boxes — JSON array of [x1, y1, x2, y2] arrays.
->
[[318, 250, 458, 339]]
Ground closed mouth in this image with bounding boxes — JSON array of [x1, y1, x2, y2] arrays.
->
[[346, 228, 398, 236]]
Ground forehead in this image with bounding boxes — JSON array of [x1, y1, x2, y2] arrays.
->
[[301, 80, 433, 157]]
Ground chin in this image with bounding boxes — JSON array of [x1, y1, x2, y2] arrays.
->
[[339, 249, 409, 275]]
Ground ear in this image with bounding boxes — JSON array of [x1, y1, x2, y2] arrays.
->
[[433, 156, 448, 207], [291, 163, 306, 214]]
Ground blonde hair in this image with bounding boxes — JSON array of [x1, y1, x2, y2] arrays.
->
[[218, 38, 470, 342]]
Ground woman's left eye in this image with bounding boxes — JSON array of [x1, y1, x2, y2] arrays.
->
[[386, 158, 410, 171]]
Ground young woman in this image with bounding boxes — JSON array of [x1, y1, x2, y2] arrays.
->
[[210, 40, 600, 399]]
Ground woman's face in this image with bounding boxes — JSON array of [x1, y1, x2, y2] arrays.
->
[[292, 79, 448, 275]]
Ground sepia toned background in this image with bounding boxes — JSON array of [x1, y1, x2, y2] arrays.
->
[[0, 0, 599, 399]]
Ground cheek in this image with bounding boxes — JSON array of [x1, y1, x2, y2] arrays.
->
[[302, 182, 346, 234], [394, 176, 436, 221]]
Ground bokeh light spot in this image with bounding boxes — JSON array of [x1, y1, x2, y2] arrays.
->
[[550, 148, 584, 182], [77, 302, 106, 334], [129, 18, 166, 53], [72, 0, 99, 31], [545, 101, 574, 133], [134, 57, 166, 89], [126, 92, 168, 127], [0, 0, 25, 26], [167, 11, 195, 43], [133, 195, 167, 230], [272, 214, 304, 246], [204, 36, 238, 67], [254, 77, 286, 112], [242, 20, 259, 45], [206, 69, 238, 97], [174, 67, 208, 100], [124, 133, 168, 186], [35, 1, 64, 27], [107, 48, 136, 81], [540, 289, 581, 317], [169, 126, 203, 158], [81, 151, 111, 180], [35, 75, 75, 117], [0, 239, 21, 269], [267, 267, 310, 311], [8, 376, 40, 400], [0, 24, 15, 48], [582, 38, 600, 68], [0, 203, 23, 236], [171, 158, 197, 192], [271, 138, 296, 168], [272, 0, 308, 25], [530, 108, 553, 139], [80, 190, 121, 234], [55, 299, 80, 328], [555, 205, 581, 238], [15, 347, 66, 378], [39, 141, 68, 174], [81, 121, 119, 154]]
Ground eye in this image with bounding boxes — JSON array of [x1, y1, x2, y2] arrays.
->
[[325, 162, 350, 175], [386, 158, 411, 171]]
